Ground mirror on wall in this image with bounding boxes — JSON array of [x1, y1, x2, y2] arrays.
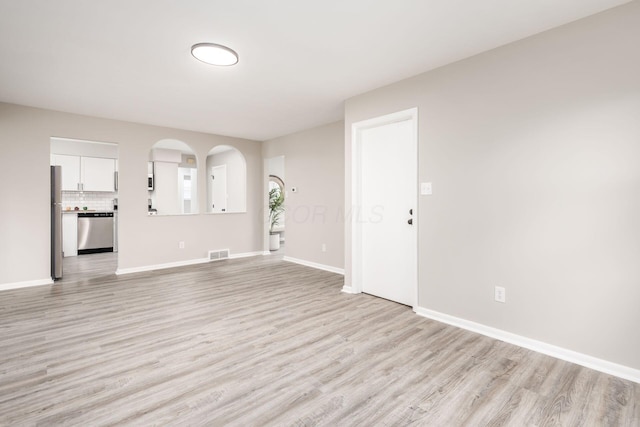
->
[[206, 145, 247, 213], [148, 139, 198, 215]]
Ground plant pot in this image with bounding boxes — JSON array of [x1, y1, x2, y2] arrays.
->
[[269, 233, 280, 251]]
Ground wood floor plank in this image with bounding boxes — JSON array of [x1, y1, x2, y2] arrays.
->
[[0, 253, 638, 426]]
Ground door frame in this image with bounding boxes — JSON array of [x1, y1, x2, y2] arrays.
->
[[350, 107, 419, 307]]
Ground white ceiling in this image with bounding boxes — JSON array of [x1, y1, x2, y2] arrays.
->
[[0, 0, 630, 141]]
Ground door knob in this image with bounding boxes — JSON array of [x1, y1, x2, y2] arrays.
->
[[408, 218, 413, 225], [409, 209, 413, 215]]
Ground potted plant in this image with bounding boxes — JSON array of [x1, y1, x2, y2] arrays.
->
[[269, 187, 284, 250]]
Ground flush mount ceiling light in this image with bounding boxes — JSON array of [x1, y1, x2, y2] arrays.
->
[[191, 43, 239, 66]]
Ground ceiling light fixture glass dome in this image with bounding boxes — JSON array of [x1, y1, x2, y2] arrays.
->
[[191, 43, 239, 66]]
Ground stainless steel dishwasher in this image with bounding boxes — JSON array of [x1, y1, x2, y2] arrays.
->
[[77, 212, 114, 254]]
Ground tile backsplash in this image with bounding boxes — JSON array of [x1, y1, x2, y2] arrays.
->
[[62, 191, 116, 211]]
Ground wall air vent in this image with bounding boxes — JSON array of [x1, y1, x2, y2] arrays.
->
[[208, 249, 230, 261]]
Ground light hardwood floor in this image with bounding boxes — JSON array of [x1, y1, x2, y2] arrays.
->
[[1, 255, 638, 426]]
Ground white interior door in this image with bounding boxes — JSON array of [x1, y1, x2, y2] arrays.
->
[[353, 109, 417, 307], [211, 165, 227, 213]]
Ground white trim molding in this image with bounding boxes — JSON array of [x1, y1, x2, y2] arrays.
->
[[0, 278, 55, 292], [116, 258, 209, 275], [341, 284, 358, 294], [415, 306, 640, 384], [115, 251, 264, 276], [283, 256, 345, 275], [229, 251, 264, 259]]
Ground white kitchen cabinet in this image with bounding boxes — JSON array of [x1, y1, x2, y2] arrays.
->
[[81, 157, 116, 192], [50, 155, 116, 192], [52, 154, 82, 191], [62, 213, 78, 257]]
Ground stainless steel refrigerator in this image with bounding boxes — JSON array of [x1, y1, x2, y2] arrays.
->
[[51, 165, 63, 280]]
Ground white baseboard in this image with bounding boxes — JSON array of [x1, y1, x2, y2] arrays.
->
[[0, 278, 54, 291], [229, 251, 263, 259], [341, 285, 357, 294], [116, 258, 209, 275], [115, 251, 264, 276], [415, 306, 640, 384], [283, 256, 345, 275]]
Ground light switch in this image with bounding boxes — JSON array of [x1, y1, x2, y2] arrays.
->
[[421, 182, 432, 195]]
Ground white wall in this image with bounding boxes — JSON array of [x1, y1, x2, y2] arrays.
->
[[263, 121, 344, 269], [0, 103, 263, 285], [345, 2, 640, 371]]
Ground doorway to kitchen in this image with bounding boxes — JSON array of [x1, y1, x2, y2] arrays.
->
[[50, 137, 119, 282]]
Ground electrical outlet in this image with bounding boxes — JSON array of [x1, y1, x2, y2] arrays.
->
[[321, 243, 327, 252], [179, 241, 185, 249], [494, 286, 506, 303]]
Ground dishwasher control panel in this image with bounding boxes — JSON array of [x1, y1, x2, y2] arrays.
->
[[78, 212, 114, 218]]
